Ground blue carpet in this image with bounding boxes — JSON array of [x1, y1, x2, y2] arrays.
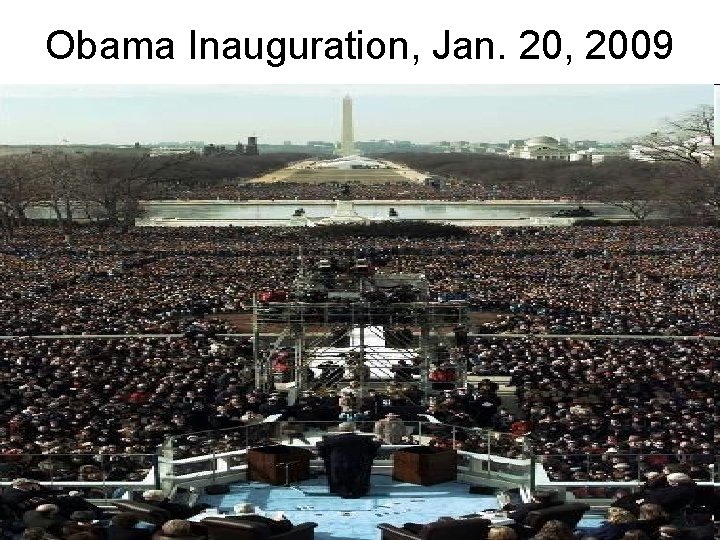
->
[[200, 475, 498, 540]]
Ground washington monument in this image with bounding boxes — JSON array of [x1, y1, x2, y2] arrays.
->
[[340, 94, 355, 156]]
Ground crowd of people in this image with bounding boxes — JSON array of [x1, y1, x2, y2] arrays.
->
[[1, 226, 717, 336], [148, 181, 566, 202], [0, 333, 715, 484], [0, 224, 717, 525], [0, 479, 297, 540], [466, 337, 717, 482], [397, 478, 714, 540]]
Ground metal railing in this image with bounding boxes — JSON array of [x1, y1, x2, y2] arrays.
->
[[160, 420, 534, 489], [0, 453, 159, 500], [3, 425, 716, 500], [534, 453, 718, 490]]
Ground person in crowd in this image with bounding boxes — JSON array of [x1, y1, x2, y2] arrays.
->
[[683, 513, 714, 540], [61, 511, 104, 540], [643, 474, 697, 514], [373, 413, 406, 444], [316, 422, 381, 499], [488, 525, 518, 540], [151, 520, 203, 540], [577, 507, 638, 540], [532, 520, 576, 540], [633, 504, 668, 539], [141, 491, 202, 521], [106, 514, 154, 540], [22, 504, 65, 537], [20, 528, 57, 540], [502, 490, 560, 526], [224, 503, 294, 535], [1, 479, 53, 514]]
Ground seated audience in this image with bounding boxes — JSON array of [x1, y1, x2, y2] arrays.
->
[[20, 528, 57, 540], [22, 504, 66, 538], [152, 521, 203, 540], [141, 491, 195, 520], [532, 520, 576, 540], [633, 504, 668, 539], [503, 490, 560, 526], [578, 508, 638, 540], [643, 474, 697, 514], [224, 503, 294, 535], [488, 525, 518, 540], [106, 514, 154, 540]]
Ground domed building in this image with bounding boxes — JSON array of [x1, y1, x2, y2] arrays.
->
[[507, 136, 571, 161]]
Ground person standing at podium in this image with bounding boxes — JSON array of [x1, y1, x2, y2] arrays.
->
[[316, 422, 381, 499]]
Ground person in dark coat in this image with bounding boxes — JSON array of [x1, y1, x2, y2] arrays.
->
[[151, 520, 204, 540], [316, 422, 381, 499], [503, 490, 560, 527], [141, 490, 197, 520], [632, 504, 669, 540], [577, 510, 636, 540], [1, 479, 53, 515], [106, 513, 155, 540], [225, 504, 294, 535], [22, 504, 66, 537], [643, 474, 697, 514]]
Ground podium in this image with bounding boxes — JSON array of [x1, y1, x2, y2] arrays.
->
[[392, 446, 457, 486], [247, 445, 312, 485]]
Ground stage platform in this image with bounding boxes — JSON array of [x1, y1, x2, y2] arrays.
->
[[197, 476, 604, 539], [199, 476, 497, 539]]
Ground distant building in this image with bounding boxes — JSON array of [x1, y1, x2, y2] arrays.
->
[[148, 145, 199, 156], [507, 136, 571, 161], [201, 137, 258, 156], [573, 140, 599, 150], [569, 147, 626, 164], [202, 143, 227, 156]]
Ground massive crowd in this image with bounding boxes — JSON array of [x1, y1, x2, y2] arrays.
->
[[1, 226, 717, 336], [148, 181, 563, 202], [467, 337, 717, 482], [0, 224, 717, 498]]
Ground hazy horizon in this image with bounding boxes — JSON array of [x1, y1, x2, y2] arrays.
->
[[0, 84, 712, 146]]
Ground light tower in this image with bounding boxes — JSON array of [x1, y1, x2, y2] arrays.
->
[[340, 95, 355, 157]]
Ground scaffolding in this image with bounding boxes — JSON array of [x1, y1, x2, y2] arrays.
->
[[252, 261, 469, 404]]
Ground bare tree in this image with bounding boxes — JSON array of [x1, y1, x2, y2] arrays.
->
[[628, 105, 714, 168], [591, 159, 668, 221], [0, 154, 44, 237], [36, 153, 85, 241], [662, 161, 720, 222], [78, 152, 193, 231]]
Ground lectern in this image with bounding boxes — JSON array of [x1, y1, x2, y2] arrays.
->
[[247, 445, 312, 485], [392, 446, 457, 486]]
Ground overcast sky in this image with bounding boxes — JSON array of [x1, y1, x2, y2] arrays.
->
[[0, 85, 712, 145]]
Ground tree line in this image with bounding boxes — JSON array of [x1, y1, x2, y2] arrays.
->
[[0, 152, 307, 238], [379, 105, 717, 222]]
